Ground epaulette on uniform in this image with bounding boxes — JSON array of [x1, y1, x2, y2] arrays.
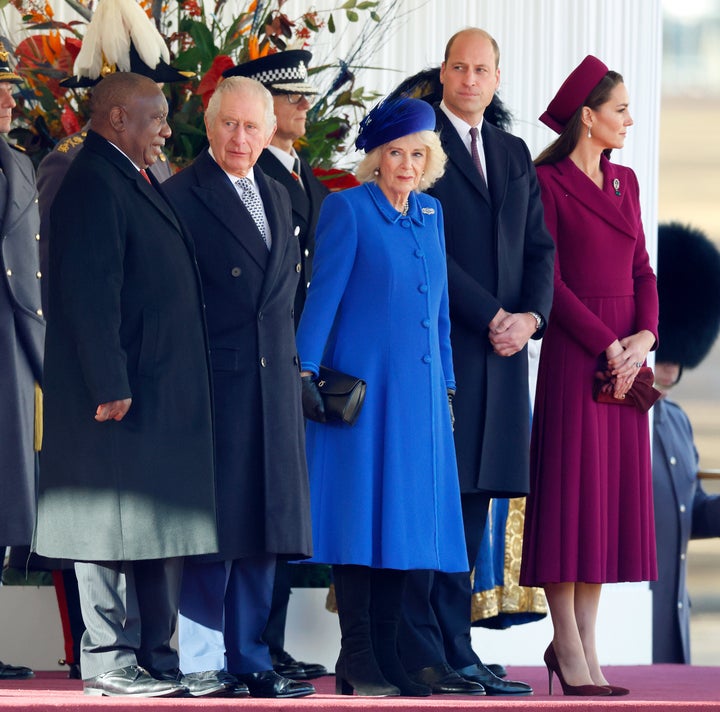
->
[[9, 142, 26, 152], [56, 132, 88, 154]]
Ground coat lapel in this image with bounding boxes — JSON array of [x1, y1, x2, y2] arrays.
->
[[85, 132, 184, 235], [482, 122, 509, 217], [258, 150, 312, 227], [436, 108, 491, 205], [190, 150, 269, 271], [255, 167, 291, 305], [553, 156, 636, 240]]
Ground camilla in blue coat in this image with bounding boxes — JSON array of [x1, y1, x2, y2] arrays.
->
[[296, 98, 466, 698]]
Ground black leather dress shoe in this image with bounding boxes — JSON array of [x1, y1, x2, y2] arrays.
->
[[486, 663, 507, 678], [456, 663, 533, 696], [0, 661, 34, 680], [84, 665, 186, 697], [234, 669, 315, 698], [272, 650, 328, 680], [150, 667, 248, 697], [410, 663, 486, 695]]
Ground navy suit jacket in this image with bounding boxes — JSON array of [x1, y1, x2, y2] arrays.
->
[[428, 107, 555, 497]]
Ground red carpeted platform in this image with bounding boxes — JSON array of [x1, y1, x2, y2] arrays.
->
[[1, 666, 719, 710]]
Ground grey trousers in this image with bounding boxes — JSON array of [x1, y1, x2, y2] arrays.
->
[[74, 558, 182, 679]]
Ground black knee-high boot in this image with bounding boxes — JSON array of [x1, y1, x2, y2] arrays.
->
[[333, 565, 400, 696], [370, 569, 432, 696]]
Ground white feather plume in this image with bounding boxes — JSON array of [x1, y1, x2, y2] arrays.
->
[[73, 0, 170, 79]]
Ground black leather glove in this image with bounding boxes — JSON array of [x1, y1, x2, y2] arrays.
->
[[302, 374, 327, 423], [447, 389, 456, 431]]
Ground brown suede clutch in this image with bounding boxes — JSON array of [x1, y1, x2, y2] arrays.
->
[[592, 366, 661, 413]]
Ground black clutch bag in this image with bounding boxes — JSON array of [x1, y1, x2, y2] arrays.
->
[[317, 366, 367, 425]]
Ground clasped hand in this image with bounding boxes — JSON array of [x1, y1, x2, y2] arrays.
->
[[488, 308, 536, 357], [604, 330, 656, 399]]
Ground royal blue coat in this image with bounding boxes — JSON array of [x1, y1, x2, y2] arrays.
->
[[295, 182, 467, 572]]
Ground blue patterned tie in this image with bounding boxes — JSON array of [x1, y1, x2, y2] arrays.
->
[[237, 177, 270, 249]]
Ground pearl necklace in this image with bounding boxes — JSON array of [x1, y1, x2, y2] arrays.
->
[[400, 200, 409, 216]]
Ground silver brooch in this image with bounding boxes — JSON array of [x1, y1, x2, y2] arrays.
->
[[613, 178, 621, 196], [421, 207, 435, 214]]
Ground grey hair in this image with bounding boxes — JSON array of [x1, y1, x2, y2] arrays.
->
[[205, 76, 276, 135], [355, 130, 447, 191]]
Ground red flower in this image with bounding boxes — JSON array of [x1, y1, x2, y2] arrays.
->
[[196, 54, 235, 109], [312, 167, 360, 192], [60, 104, 81, 136]]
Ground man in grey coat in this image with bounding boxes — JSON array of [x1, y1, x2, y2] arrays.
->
[[0, 40, 45, 682], [35, 72, 217, 698]]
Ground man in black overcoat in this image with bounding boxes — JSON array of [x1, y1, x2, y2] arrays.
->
[[162, 75, 314, 700], [35, 73, 217, 698], [399, 28, 555, 696], [222, 49, 328, 681]]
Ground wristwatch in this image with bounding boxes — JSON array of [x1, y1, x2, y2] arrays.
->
[[527, 311, 544, 331]]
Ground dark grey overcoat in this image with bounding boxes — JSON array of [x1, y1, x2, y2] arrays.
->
[[34, 131, 217, 561], [0, 138, 45, 546], [163, 149, 312, 561], [429, 109, 555, 497]]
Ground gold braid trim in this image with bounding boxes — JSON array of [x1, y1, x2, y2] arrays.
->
[[34, 383, 43, 452], [471, 498, 547, 622]]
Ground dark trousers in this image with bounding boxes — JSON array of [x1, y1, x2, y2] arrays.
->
[[178, 555, 276, 675], [399, 493, 491, 671], [74, 558, 182, 679], [262, 559, 293, 656]]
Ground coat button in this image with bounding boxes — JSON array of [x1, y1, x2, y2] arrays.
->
[[258, 311, 263, 321], [36, 271, 42, 279], [5, 268, 11, 276], [680, 553, 686, 561], [422, 318, 431, 328], [296, 263, 302, 273], [418, 284, 428, 293], [35, 234, 40, 241], [231, 267, 241, 277], [294, 226, 301, 236], [679, 504, 686, 513], [260, 357, 267, 367], [401, 218, 411, 227], [414, 249, 424, 258], [422, 354, 432, 363], [304, 248, 310, 257], [36, 308, 43, 316], [669, 456, 677, 465]]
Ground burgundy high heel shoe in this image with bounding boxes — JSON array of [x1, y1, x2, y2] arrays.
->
[[603, 684, 630, 696], [543, 644, 611, 697]]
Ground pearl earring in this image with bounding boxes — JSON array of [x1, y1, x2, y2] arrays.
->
[[587, 125, 592, 139], [373, 168, 380, 176]]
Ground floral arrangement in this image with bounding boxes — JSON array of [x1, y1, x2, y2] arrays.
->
[[6, 0, 401, 175]]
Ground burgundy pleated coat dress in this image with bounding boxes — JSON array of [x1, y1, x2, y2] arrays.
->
[[521, 155, 658, 585]]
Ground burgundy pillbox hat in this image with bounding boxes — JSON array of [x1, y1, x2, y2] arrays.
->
[[539, 55, 609, 134]]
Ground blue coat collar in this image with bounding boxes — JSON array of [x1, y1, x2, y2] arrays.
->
[[364, 181, 426, 225]]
